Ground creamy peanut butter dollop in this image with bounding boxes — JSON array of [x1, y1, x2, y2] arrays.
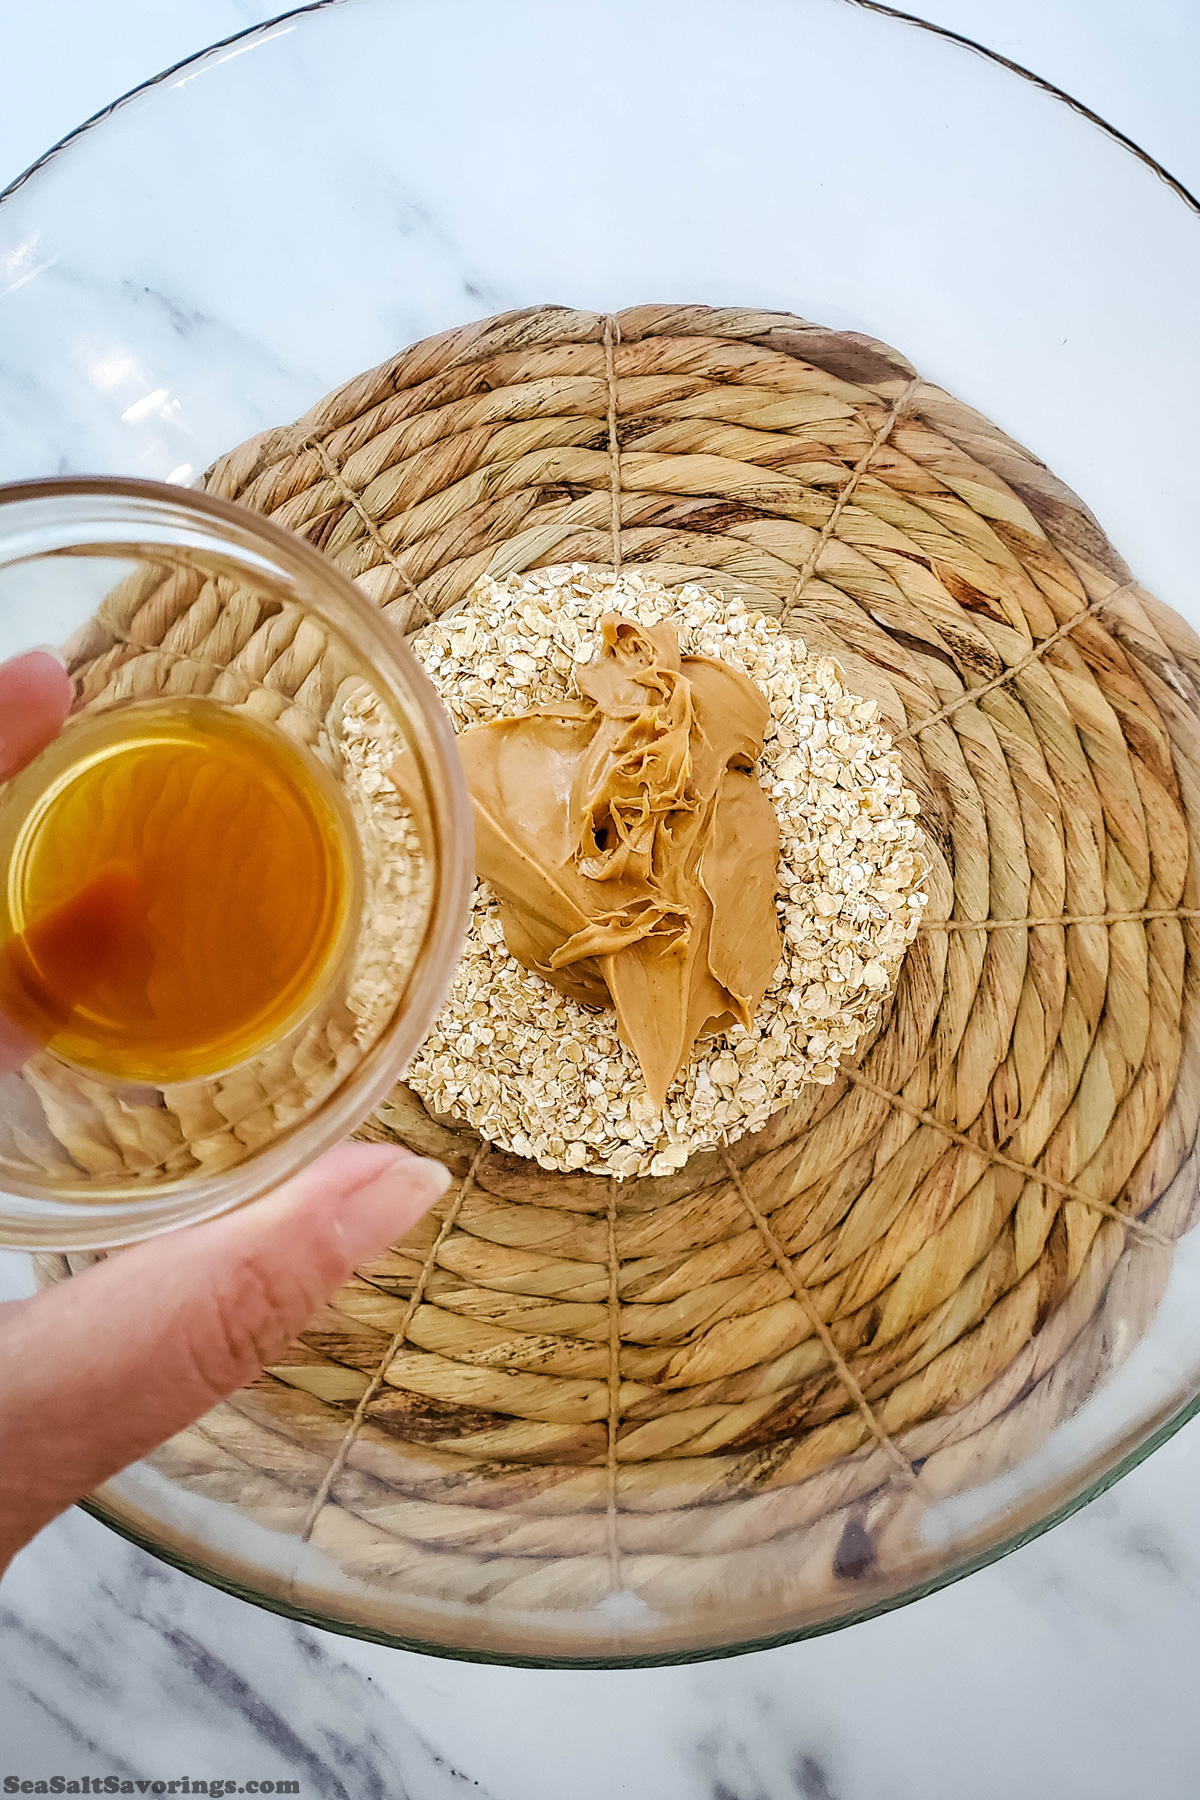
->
[[458, 612, 781, 1108]]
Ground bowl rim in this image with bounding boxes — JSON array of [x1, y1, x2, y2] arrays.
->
[[78, 1386, 1200, 1668], [1, 0, 1196, 219]]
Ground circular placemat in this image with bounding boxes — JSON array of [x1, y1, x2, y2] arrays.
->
[[40, 305, 1200, 1649]]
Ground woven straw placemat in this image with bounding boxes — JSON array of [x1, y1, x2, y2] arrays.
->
[[39, 305, 1200, 1641]]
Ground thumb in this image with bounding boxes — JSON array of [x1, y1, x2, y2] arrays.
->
[[0, 1142, 450, 1567]]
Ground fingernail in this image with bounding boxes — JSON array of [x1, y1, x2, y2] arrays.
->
[[408, 1156, 454, 1200], [24, 645, 69, 669], [336, 1152, 452, 1261]]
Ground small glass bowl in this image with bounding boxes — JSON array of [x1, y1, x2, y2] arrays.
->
[[0, 475, 473, 1249]]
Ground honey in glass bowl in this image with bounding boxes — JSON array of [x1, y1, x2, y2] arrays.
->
[[0, 476, 473, 1249], [0, 696, 360, 1085]]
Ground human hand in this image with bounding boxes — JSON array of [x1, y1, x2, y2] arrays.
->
[[0, 651, 449, 1572]]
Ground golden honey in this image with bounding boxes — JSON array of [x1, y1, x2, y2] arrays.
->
[[0, 697, 356, 1084]]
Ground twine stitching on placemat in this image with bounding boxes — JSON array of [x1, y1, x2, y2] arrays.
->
[[923, 907, 1200, 932], [605, 1177, 623, 1590], [603, 316, 623, 573], [780, 376, 921, 628], [843, 1070, 1174, 1248], [720, 1148, 918, 1486], [895, 583, 1138, 742], [304, 434, 437, 634], [298, 1144, 486, 1541]]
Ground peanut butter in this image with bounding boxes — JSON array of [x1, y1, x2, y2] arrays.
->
[[458, 613, 781, 1107]]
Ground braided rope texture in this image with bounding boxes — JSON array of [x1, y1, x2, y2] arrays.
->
[[43, 306, 1200, 1651]]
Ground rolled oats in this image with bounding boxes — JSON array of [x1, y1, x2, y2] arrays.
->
[[405, 566, 927, 1177]]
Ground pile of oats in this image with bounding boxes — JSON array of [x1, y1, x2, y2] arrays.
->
[[340, 690, 433, 1047], [406, 566, 927, 1179]]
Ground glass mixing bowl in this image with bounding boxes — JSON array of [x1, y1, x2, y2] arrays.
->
[[2, 0, 1199, 1664]]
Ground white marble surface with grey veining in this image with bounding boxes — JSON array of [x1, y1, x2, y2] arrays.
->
[[3, 3, 1200, 1794]]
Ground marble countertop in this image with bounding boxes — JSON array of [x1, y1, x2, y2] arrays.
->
[[3, 4, 1200, 1795]]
